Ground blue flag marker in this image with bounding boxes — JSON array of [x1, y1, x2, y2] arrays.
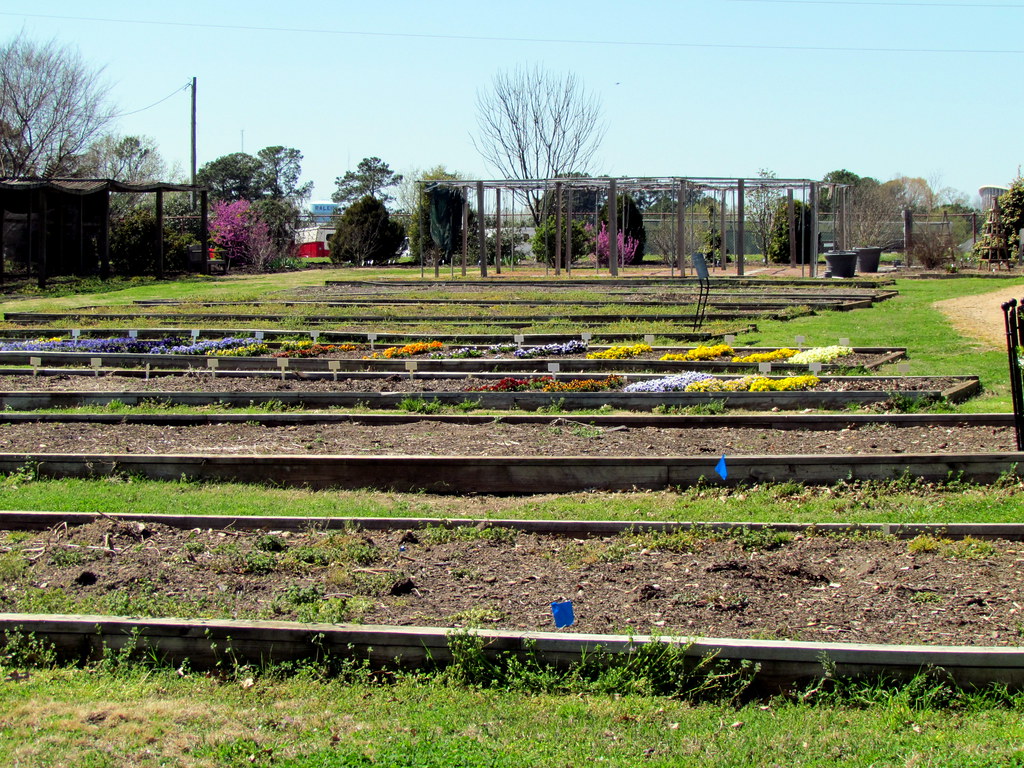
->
[[715, 454, 728, 480], [551, 601, 575, 628]]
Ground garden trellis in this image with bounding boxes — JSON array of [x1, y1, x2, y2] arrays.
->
[[416, 176, 832, 278]]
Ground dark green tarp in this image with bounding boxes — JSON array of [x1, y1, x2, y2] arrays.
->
[[427, 186, 464, 262]]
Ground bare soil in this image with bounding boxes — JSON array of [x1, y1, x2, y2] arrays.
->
[[0, 419, 1009, 457], [5, 518, 1023, 647]]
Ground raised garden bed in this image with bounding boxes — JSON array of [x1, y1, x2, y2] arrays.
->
[[0, 346, 906, 374], [0, 373, 979, 411]]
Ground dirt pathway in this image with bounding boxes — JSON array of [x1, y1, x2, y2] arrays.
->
[[934, 282, 1024, 348]]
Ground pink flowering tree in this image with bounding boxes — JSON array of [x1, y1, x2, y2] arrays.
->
[[209, 200, 279, 269], [209, 200, 252, 264], [595, 222, 639, 267]]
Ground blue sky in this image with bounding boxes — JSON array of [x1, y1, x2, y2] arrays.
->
[[4, 1, 1022, 204]]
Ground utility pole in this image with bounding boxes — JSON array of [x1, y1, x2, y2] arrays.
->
[[190, 77, 197, 207]]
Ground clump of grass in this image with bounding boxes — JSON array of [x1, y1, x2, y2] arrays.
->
[[907, 534, 997, 560], [0, 551, 28, 583], [399, 397, 444, 414], [420, 525, 516, 546]]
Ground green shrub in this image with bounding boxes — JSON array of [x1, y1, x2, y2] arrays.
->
[[328, 195, 405, 266], [530, 216, 594, 266], [767, 198, 814, 264], [109, 206, 197, 275]]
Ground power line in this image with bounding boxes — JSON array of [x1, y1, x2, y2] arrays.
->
[[110, 81, 191, 118], [726, 1, 1024, 7], [3, 10, 1023, 55], [727, 1, 1023, 7]]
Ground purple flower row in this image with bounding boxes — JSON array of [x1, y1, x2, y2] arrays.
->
[[513, 340, 589, 359], [149, 337, 262, 355], [623, 372, 716, 393], [0, 337, 185, 354]]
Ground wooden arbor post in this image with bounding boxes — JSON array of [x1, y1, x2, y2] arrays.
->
[[554, 181, 563, 276], [608, 178, 619, 277], [494, 188, 501, 275], [676, 180, 686, 277], [787, 189, 796, 268], [565, 186, 573, 275], [155, 188, 165, 280], [476, 181, 487, 278], [809, 183, 819, 278], [460, 190, 469, 277], [736, 179, 745, 277]]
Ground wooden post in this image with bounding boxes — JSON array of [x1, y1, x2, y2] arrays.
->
[[720, 190, 727, 270], [38, 191, 48, 290], [476, 181, 487, 277], [461, 191, 468, 277], [788, 189, 796, 268], [0, 203, 5, 286], [972, 211, 978, 245], [155, 188, 165, 280], [903, 208, 914, 267], [608, 178, 618, 277], [554, 182, 562, 276], [199, 190, 208, 275], [809, 183, 819, 278], [494, 188, 501, 275], [77, 195, 85, 276], [736, 179, 745, 277], [676, 180, 686, 277], [100, 189, 110, 281], [565, 187, 573, 275]]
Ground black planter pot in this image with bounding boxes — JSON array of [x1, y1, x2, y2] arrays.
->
[[824, 251, 858, 278], [854, 247, 882, 273]]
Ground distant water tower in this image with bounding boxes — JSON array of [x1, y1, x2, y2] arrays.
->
[[979, 185, 1009, 211]]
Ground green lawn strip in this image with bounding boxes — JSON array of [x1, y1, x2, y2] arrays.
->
[[738, 277, 1024, 413], [1, 477, 1022, 525], [1, 669, 1023, 767]]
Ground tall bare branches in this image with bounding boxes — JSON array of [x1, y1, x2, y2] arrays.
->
[[0, 34, 113, 177], [473, 65, 605, 224]]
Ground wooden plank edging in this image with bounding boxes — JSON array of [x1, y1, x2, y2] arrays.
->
[[0, 451, 1018, 492], [3, 511, 1024, 540], [0, 613, 1019, 689]]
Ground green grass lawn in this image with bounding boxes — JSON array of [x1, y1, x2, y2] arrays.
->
[[2, 666, 1024, 767], [3, 272, 1024, 762]]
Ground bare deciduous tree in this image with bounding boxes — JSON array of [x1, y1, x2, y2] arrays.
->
[[80, 134, 166, 183], [747, 168, 780, 261], [0, 34, 113, 177], [473, 65, 605, 224]]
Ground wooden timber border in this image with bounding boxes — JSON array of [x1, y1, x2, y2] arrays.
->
[[1, 613, 1019, 690], [132, 295, 884, 311], [0, 376, 980, 411], [0, 327, 755, 344], [324, 277, 898, 289], [3, 509, 1024, 540], [0, 411, 1003, 430], [2, 310, 801, 325], [0, 347, 908, 374], [0, 449, 1017, 492]]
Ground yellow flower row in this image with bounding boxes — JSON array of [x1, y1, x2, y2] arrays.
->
[[659, 344, 734, 362], [586, 343, 653, 360], [683, 375, 820, 393], [731, 348, 799, 363]]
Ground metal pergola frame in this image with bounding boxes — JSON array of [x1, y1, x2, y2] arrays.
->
[[417, 175, 833, 279]]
